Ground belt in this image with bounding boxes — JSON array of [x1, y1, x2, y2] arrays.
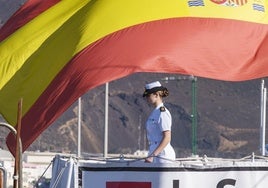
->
[[149, 141, 159, 145]]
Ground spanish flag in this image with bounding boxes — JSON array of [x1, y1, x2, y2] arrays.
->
[[1, 0, 268, 154]]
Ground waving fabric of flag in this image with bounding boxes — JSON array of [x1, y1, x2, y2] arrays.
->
[[1, 0, 268, 154]]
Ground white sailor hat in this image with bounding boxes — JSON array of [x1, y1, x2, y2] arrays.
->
[[143, 81, 167, 97]]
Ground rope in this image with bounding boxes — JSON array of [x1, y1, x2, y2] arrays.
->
[[34, 161, 52, 187], [84, 154, 179, 164], [50, 159, 70, 188], [52, 153, 268, 168]]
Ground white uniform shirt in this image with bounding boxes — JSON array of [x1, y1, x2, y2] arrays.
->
[[146, 103, 175, 163], [146, 103, 171, 143]]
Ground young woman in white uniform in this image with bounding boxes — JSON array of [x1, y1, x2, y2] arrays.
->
[[143, 81, 176, 163]]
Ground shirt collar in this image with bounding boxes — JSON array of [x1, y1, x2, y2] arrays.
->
[[155, 103, 164, 110]]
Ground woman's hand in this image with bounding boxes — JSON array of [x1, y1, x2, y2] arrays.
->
[[145, 156, 154, 163], [145, 153, 157, 163]]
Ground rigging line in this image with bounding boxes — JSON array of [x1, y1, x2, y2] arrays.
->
[[34, 161, 53, 187], [51, 159, 70, 188]]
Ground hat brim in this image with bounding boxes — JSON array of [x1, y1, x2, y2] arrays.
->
[[143, 86, 165, 97]]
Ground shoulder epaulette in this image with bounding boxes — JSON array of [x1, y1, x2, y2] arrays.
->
[[160, 106, 166, 112]]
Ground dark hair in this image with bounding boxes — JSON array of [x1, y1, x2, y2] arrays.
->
[[157, 88, 169, 98]]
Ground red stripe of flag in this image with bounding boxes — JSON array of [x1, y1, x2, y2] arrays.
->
[[6, 17, 268, 154], [0, 0, 60, 42]]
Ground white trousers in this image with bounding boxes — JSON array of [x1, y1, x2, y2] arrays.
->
[[149, 143, 176, 163]]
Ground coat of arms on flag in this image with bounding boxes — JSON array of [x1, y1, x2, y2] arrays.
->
[[210, 0, 248, 6]]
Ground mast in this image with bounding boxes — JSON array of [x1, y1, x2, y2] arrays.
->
[[77, 97, 81, 158], [260, 79, 267, 156], [104, 82, 109, 158]]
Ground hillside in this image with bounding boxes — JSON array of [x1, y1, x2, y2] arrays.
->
[[29, 73, 264, 158], [0, 0, 267, 159]]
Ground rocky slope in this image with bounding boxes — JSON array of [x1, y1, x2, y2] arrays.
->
[[23, 73, 264, 159]]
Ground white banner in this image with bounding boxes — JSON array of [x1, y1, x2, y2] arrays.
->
[[49, 156, 268, 188], [80, 165, 268, 188]]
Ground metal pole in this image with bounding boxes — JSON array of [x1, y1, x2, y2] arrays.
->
[[138, 115, 141, 151], [260, 80, 264, 154], [14, 98, 23, 188], [77, 97, 81, 158], [262, 87, 267, 156], [0, 122, 22, 188], [260, 79, 267, 156], [0, 166, 7, 188], [104, 83, 109, 158], [191, 77, 197, 156], [162, 75, 198, 155]]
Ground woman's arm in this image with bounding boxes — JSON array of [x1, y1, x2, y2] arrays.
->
[[145, 130, 171, 163]]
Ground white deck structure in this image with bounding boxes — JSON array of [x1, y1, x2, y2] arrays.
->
[[50, 154, 268, 188]]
